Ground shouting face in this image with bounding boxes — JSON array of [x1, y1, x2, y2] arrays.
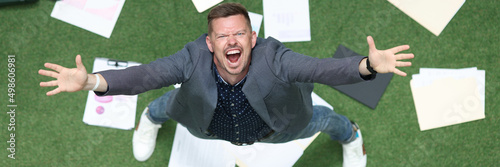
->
[[206, 14, 257, 84]]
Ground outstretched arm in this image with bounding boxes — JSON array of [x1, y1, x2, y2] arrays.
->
[[359, 36, 415, 76], [38, 55, 108, 96]]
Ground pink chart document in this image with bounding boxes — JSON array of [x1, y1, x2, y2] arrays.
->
[[51, 0, 126, 38], [83, 58, 141, 130]]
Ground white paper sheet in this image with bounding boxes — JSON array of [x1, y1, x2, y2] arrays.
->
[[388, 0, 466, 36], [191, 0, 223, 13], [51, 0, 126, 38], [168, 124, 236, 167], [412, 67, 485, 102], [263, 0, 311, 42], [410, 67, 485, 131], [249, 12, 263, 36], [222, 132, 319, 167], [168, 92, 327, 166], [169, 124, 319, 167], [83, 58, 141, 130]]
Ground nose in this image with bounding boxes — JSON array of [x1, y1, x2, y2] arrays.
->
[[227, 35, 237, 45]]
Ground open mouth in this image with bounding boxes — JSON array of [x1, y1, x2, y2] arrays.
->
[[226, 50, 241, 63]]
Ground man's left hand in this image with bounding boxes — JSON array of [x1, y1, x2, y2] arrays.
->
[[366, 36, 414, 77]]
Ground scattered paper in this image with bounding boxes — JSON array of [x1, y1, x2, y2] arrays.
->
[[83, 58, 141, 130], [249, 12, 263, 36], [191, 0, 223, 13], [51, 0, 126, 38], [388, 0, 466, 36], [263, 0, 311, 42], [168, 124, 235, 167], [410, 67, 485, 131], [224, 132, 319, 167], [168, 92, 328, 166]]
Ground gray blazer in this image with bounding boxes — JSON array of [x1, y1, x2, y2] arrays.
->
[[98, 34, 370, 134]]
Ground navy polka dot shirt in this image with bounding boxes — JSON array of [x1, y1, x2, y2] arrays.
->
[[207, 65, 273, 143]]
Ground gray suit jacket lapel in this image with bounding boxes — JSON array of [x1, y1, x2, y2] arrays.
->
[[242, 72, 272, 128]]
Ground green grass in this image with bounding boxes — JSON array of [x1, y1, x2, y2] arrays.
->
[[1, 0, 499, 166]]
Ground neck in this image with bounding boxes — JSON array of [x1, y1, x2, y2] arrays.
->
[[217, 68, 248, 86]]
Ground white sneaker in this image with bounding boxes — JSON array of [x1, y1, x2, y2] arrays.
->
[[133, 107, 162, 161], [342, 124, 367, 167]]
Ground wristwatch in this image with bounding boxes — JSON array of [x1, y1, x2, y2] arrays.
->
[[366, 58, 377, 74]]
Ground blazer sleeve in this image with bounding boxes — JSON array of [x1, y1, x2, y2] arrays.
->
[[95, 35, 209, 96], [261, 37, 373, 86]]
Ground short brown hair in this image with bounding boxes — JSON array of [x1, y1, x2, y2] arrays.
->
[[207, 3, 252, 34]]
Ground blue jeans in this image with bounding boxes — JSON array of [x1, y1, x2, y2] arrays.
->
[[146, 90, 356, 144]]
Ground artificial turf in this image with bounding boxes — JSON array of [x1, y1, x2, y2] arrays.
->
[[1, 0, 498, 166]]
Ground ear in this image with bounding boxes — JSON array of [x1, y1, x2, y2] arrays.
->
[[206, 35, 214, 52], [251, 31, 257, 48]]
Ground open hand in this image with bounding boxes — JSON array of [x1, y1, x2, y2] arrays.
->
[[38, 55, 88, 96], [366, 36, 414, 76]]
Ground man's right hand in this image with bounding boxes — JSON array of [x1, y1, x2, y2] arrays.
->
[[39, 55, 90, 96]]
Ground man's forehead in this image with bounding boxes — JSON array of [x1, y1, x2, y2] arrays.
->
[[212, 15, 249, 26], [208, 14, 251, 36]]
